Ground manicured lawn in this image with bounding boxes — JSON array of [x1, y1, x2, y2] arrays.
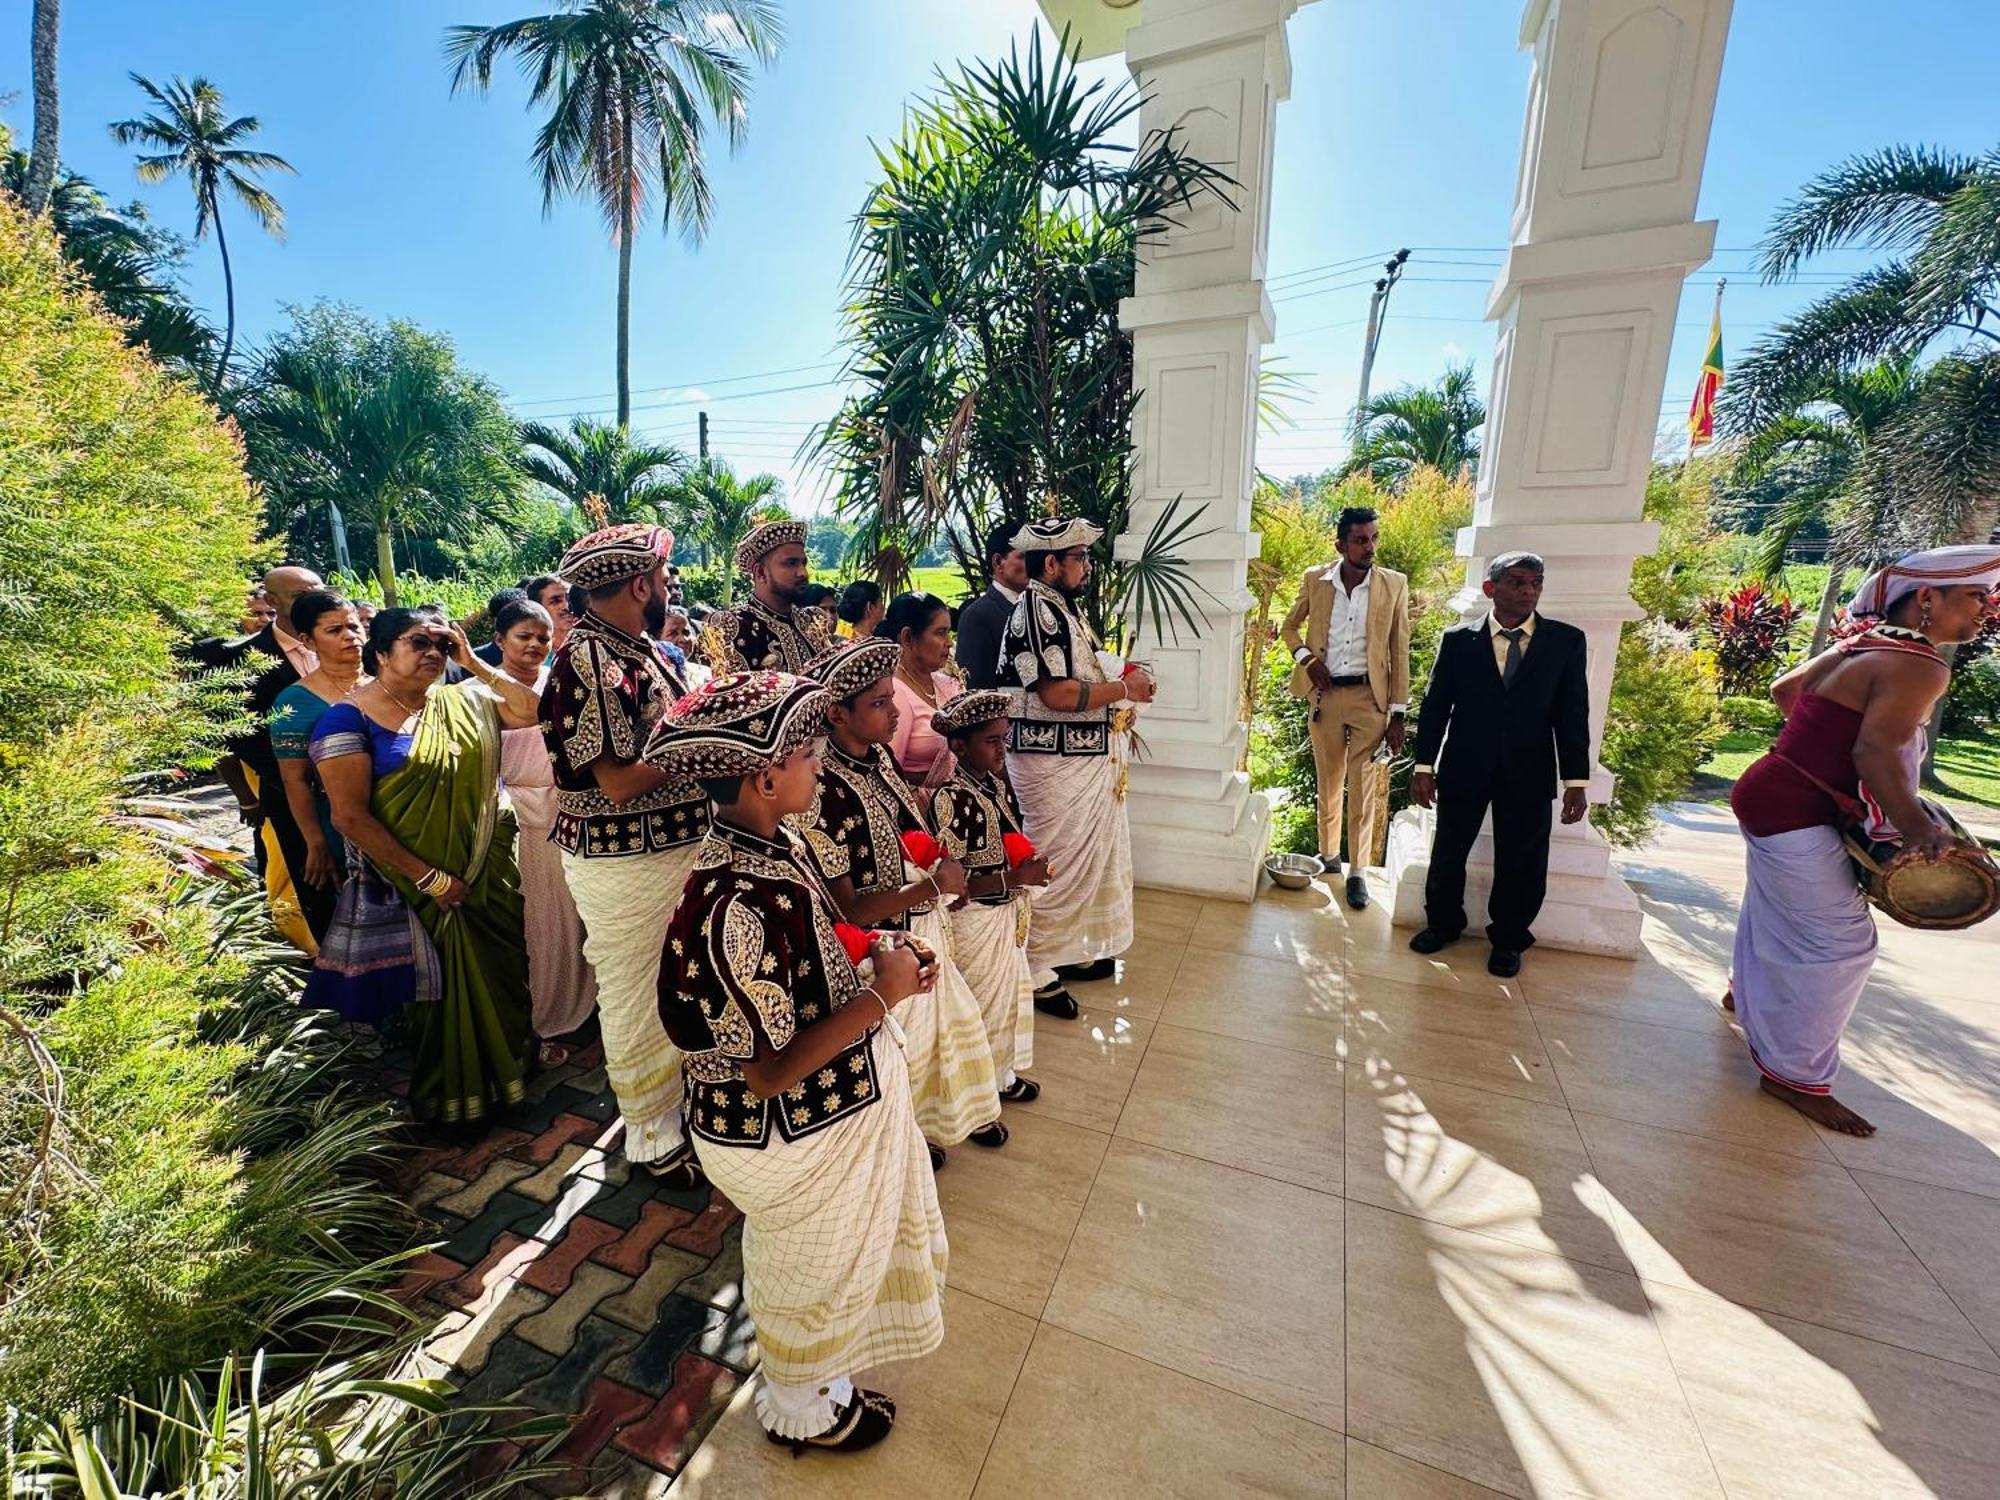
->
[[1694, 724, 2000, 814]]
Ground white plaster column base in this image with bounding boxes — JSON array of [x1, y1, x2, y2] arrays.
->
[[1130, 779, 1272, 904], [1383, 807, 1643, 957]]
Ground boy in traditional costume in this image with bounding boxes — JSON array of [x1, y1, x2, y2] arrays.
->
[[1728, 544, 2000, 1136], [647, 670, 946, 1456], [800, 639, 1005, 1165], [930, 689, 1049, 1101]]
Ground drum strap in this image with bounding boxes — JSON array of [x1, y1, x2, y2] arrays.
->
[[1768, 752, 1869, 829]]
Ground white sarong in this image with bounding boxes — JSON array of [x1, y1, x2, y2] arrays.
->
[[560, 842, 700, 1162], [1733, 824, 1878, 1093], [694, 1032, 947, 1439], [1007, 749, 1134, 988], [949, 896, 1034, 1083], [900, 907, 1003, 1145]]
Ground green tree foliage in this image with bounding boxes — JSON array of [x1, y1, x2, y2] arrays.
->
[[445, 0, 783, 427], [1595, 624, 1725, 847], [109, 73, 294, 393], [1339, 362, 1485, 488], [237, 303, 525, 602], [518, 414, 687, 528], [814, 32, 1234, 643], [672, 459, 786, 605]]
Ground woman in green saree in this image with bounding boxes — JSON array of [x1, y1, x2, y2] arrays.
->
[[313, 606, 544, 1125]]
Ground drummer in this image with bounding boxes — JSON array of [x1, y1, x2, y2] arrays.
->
[[1727, 544, 2000, 1136]]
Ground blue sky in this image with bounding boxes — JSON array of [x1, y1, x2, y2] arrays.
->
[[5, 0, 1993, 505]]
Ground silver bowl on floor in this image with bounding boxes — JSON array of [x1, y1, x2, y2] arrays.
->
[[1264, 853, 1322, 890]]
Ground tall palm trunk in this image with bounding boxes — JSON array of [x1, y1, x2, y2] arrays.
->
[[209, 183, 237, 396], [374, 513, 399, 607], [615, 98, 634, 429], [23, 0, 60, 215], [1808, 556, 1845, 658]]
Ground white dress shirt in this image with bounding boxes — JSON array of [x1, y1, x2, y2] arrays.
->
[[1292, 565, 1405, 715], [1416, 612, 1588, 789]]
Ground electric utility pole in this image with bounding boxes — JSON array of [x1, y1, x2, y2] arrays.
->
[[698, 410, 709, 462], [1351, 248, 1411, 444]]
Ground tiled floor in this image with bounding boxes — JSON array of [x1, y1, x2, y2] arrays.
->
[[409, 802, 2000, 1497]]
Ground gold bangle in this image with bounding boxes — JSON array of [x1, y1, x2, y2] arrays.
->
[[857, 986, 888, 1024]]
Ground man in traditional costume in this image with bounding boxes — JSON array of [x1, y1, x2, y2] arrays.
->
[[1728, 544, 2000, 1136], [994, 517, 1156, 1018], [699, 519, 833, 674], [542, 523, 707, 1186], [646, 671, 946, 1457], [931, 689, 1049, 1101], [800, 639, 1005, 1165]]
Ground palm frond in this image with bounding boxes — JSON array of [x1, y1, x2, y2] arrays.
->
[[1756, 143, 1979, 280]]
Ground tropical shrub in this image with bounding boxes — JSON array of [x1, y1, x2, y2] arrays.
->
[[1701, 582, 1804, 696], [1595, 623, 1726, 846], [1721, 694, 1784, 735]]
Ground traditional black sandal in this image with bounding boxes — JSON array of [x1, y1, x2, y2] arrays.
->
[[928, 1142, 946, 1171], [1033, 983, 1079, 1020], [968, 1120, 1009, 1148], [766, 1388, 897, 1457], [1056, 957, 1117, 983], [642, 1144, 706, 1191], [999, 1076, 1041, 1103]]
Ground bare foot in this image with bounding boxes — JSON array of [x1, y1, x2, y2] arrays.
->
[[1760, 1076, 1875, 1136], [1720, 987, 1735, 1014]]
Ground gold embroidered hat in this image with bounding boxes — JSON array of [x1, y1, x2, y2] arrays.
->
[[807, 638, 899, 702], [734, 518, 808, 574], [1849, 545, 2000, 619], [558, 523, 674, 591], [931, 688, 1013, 739], [641, 670, 828, 781], [1009, 516, 1103, 554]]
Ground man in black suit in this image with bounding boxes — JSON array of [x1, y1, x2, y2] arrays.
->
[[1408, 552, 1591, 977], [954, 519, 1031, 688]]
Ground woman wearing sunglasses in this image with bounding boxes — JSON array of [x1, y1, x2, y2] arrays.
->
[[305, 605, 543, 1125]]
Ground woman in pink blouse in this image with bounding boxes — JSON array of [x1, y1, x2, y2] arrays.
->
[[883, 592, 963, 784]]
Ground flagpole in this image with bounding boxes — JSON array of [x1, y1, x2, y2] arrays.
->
[[1687, 278, 1726, 452]]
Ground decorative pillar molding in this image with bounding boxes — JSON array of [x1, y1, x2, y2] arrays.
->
[[1039, 0, 1318, 901], [1383, 0, 1734, 956]]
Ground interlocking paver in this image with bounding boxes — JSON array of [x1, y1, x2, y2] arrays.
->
[[516, 1111, 603, 1165], [513, 1316, 643, 1414], [514, 1261, 632, 1354], [424, 1285, 551, 1375], [456, 1335, 558, 1408], [437, 1189, 542, 1264], [519, 1215, 625, 1296], [435, 1156, 539, 1217], [673, 1225, 744, 1309], [599, 1246, 710, 1331], [547, 1376, 655, 1473], [515, 1141, 624, 1204], [662, 1197, 741, 1258], [603, 1296, 732, 1394], [441, 1230, 543, 1311], [594, 1199, 697, 1276], [446, 1127, 535, 1180], [608, 1354, 739, 1475], [390, 1249, 464, 1303]]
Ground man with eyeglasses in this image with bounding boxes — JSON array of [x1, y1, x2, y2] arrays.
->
[[993, 517, 1155, 1019]]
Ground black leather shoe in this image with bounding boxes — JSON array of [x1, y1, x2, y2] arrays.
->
[[1408, 928, 1460, 955], [1033, 983, 1079, 1019], [1316, 853, 1342, 876], [1055, 958, 1116, 983], [1487, 949, 1522, 978], [1345, 875, 1369, 910]]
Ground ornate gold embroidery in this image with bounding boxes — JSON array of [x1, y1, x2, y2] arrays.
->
[[716, 898, 797, 1050]]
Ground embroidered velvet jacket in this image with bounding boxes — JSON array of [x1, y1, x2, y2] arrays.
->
[[931, 767, 1026, 909], [698, 594, 832, 676], [539, 614, 707, 857], [995, 581, 1110, 757], [658, 820, 881, 1149], [797, 741, 936, 930]]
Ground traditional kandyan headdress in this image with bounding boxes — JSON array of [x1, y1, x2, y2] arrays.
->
[[734, 519, 809, 575], [806, 638, 899, 702], [1849, 545, 2000, 620], [557, 523, 673, 590], [1010, 516, 1104, 554], [931, 688, 1013, 739], [641, 671, 827, 781]]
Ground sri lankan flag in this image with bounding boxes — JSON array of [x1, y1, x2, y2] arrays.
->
[[1687, 282, 1724, 448]]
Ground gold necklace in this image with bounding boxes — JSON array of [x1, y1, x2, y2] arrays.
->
[[380, 682, 427, 721], [898, 663, 938, 706]]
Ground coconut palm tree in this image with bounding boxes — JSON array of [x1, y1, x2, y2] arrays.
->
[[108, 74, 293, 395], [1339, 363, 1485, 488], [1730, 143, 2000, 556], [518, 415, 687, 531], [1728, 355, 1921, 656], [22, 0, 60, 215], [674, 459, 782, 605], [445, 1, 782, 429]]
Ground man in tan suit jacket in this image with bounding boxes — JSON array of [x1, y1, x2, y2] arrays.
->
[[1279, 506, 1410, 908]]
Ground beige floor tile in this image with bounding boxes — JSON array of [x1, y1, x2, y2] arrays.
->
[[972, 1325, 1344, 1499], [1011, 1008, 1153, 1135], [1345, 977, 1563, 1107], [1158, 945, 1344, 1059], [1812, 1054, 2000, 1201], [1572, 1111, 1998, 1372], [1343, 1439, 1513, 1499], [1650, 1280, 2000, 1500], [1131, 888, 1208, 948], [1114, 1023, 1342, 1195], [1188, 888, 1350, 963], [1516, 947, 1733, 1036], [930, 1110, 1109, 1320], [1853, 1169, 2000, 1357], [1341, 933, 1520, 1001], [1044, 1139, 1343, 1429], [1068, 943, 1183, 1023], [1344, 1068, 1627, 1272], [1534, 1005, 1836, 1161], [666, 1287, 1033, 1500], [1343, 1200, 1722, 1500]]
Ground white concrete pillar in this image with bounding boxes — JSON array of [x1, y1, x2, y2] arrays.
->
[[1383, 0, 1733, 956], [1040, 0, 1319, 901]]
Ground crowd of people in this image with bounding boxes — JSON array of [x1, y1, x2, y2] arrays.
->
[[195, 513, 1155, 1456]]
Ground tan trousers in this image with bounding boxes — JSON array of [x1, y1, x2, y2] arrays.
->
[[1307, 683, 1388, 869]]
